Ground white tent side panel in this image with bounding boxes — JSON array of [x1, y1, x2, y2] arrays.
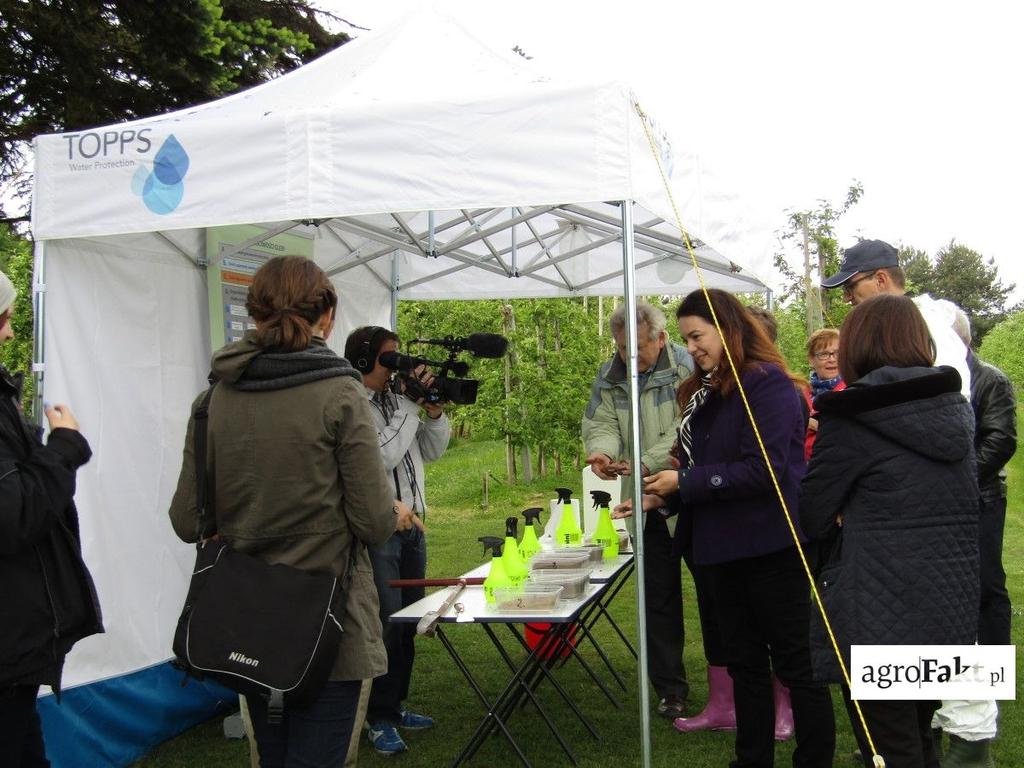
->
[[42, 237, 211, 686]]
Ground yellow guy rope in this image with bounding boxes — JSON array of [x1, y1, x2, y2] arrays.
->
[[634, 100, 885, 768]]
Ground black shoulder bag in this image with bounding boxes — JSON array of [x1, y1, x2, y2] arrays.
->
[[172, 385, 358, 720]]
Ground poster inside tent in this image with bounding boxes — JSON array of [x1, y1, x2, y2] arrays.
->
[[205, 226, 315, 350]]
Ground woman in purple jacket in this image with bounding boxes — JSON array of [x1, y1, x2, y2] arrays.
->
[[641, 289, 835, 768]]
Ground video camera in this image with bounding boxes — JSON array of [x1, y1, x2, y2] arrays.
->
[[378, 333, 508, 405]]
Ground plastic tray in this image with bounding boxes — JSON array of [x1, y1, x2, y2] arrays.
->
[[530, 552, 591, 571], [492, 584, 564, 613], [527, 568, 591, 599], [563, 545, 605, 563]]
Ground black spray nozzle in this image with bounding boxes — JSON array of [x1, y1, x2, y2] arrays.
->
[[555, 487, 573, 504], [505, 516, 518, 539], [478, 536, 504, 557], [591, 490, 612, 509], [522, 507, 543, 524]]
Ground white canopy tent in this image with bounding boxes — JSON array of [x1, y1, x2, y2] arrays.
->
[[30, 7, 770, 766]]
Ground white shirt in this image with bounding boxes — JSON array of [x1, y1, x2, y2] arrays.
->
[[912, 293, 971, 400]]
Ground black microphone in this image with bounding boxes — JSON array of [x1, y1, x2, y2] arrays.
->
[[464, 333, 508, 358], [409, 334, 508, 358]]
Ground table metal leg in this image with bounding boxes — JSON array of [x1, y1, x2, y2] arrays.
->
[[505, 624, 600, 740], [435, 626, 533, 768], [480, 623, 578, 764], [594, 564, 638, 658]]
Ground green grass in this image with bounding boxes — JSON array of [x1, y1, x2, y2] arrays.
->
[[136, 417, 1024, 767]]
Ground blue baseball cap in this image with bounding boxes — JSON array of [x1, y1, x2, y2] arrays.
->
[[821, 240, 899, 289]]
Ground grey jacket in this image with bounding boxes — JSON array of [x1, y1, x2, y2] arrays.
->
[[169, 335, 395, 681], [365, 387, 450, 516], [582, 342, 692, 474]]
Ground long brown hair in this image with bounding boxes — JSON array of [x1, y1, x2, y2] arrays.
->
[[675, 288, 804, 408], [839, 294, 934, 382], [245, 256, 338, 352]]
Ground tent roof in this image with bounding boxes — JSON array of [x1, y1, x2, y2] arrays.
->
[[31, 6, 770, 296]]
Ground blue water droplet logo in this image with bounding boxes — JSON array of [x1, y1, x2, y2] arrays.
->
[[153, 135, 189, 185], [131, 134, 189, 215]]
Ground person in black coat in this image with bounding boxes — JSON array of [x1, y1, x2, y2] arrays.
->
[[800, 294, 979, 768], [0, 271, 102, 766]]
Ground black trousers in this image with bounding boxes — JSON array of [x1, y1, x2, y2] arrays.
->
[[0, 685, 49, 767], [642, 514, 688, 700], [710, 547, 835, 768], [842, 687, 940, 768], [978, 495, 1011, 645], [680, 546, 728, 666]]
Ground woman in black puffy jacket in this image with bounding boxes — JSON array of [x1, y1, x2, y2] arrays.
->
[[800, 294, 979, 768]]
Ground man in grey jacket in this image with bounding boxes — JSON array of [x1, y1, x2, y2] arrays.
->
[[582, 302, 694, 719], [345, 326, 451, 757]]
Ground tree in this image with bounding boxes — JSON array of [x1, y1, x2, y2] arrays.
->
[[397, 297, 609, 484], [773, 181, 863, 334], [897, 245, 933, 294], [978, 312, 1024, 394], [899, 240, 1015, 345], [0, 0, 350, 209], [0, 224, 34, 411]]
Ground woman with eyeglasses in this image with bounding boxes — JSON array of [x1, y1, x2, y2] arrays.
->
[[799, 294, 978, 767], [803, 329, 845, 460]]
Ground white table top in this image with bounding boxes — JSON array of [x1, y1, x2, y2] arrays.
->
[[390, 581, 604, 624]]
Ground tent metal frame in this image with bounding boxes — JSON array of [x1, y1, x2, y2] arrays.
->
[[31, 200, 766, 768]]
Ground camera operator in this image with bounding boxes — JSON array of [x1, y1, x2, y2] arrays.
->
[[344, 326, 450, 757]]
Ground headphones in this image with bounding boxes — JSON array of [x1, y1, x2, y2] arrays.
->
[[354, 326, 389, 374]]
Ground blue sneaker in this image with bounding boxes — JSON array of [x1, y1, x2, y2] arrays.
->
[[399, 710, 434, 730], [367, 723, 407, 756]]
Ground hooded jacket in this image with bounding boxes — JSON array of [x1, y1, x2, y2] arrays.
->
[[169, 333, 395, 681], [0, 365, 102, 691], [799, 365, 979, 682], [582, 342, 693, 475]]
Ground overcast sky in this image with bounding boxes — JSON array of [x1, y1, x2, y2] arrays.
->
[[320, 0, 1023, 303]]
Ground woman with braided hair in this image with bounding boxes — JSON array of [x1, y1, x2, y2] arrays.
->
[[169, 256, 396, 768], [631, 288, 835, 767]]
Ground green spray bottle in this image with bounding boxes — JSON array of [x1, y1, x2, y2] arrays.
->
[[502, 516, 529, 585], [519, 507, 543, 560], [590, 490, 619, 560], [479, 536, 510, 604], [554, 487, 582, 547]]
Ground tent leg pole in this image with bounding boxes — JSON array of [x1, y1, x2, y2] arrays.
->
[[31, 240, 47, 427], [620, 200, 652, 768], [390, 250, 399, 329]]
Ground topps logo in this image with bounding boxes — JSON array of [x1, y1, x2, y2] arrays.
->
[[228, 651, 259, 668]]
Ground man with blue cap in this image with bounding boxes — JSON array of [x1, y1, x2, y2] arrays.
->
[[821, 239, 970, 400]]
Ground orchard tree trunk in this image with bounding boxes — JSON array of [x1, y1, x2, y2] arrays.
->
[[502, 305, 517, 482]]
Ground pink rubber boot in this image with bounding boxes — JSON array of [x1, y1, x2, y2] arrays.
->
[[673, 666, 736, 733], [773, 677, 794, 741]]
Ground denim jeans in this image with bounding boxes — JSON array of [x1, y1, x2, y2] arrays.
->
[[367, 526, 427, 725], [247, 680, 362, 768]]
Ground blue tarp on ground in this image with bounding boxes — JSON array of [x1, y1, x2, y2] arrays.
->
[[38, 661, 235, 767]]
